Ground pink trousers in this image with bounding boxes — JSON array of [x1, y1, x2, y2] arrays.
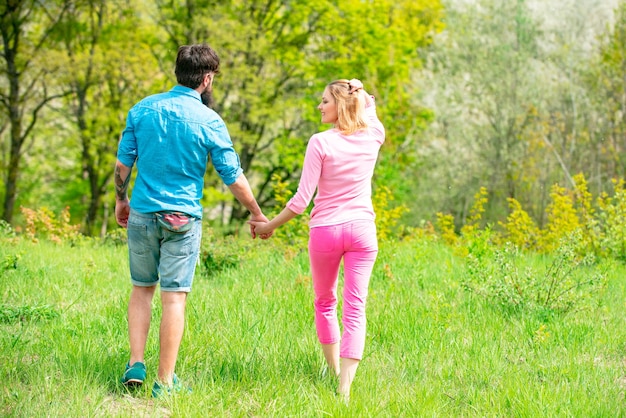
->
[[308, 220, 378, 360]]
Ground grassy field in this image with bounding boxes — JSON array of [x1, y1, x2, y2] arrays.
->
[[1, 229, 626, 417]]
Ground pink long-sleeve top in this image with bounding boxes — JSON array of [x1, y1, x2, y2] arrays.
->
[[286, 101, 385, 228]]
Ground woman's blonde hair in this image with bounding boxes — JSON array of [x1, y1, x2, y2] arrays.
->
[[326, 79, 368, 135]]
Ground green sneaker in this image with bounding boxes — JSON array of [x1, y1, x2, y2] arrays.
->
[[151, 373, 191, 398], [121, 361, 146, 387]]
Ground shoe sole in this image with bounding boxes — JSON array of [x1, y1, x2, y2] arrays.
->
[[123, 378, 144, 387]]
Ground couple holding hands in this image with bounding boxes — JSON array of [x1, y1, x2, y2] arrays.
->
[[114, 43, 385, 402]]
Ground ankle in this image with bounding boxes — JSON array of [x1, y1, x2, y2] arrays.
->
[[337, 385, 351, 403]]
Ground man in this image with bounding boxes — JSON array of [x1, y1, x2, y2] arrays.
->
[[114, 44, 268, 397]]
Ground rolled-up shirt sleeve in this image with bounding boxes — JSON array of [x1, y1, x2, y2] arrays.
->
[[207, 119, 244, 186], [117, 112, 138, 168]]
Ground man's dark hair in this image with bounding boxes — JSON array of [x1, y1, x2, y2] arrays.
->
[[175, 44, 220, 89]]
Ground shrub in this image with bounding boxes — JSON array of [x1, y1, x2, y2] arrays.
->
[[265, 173, 309, 248], [596, 178, 626, 261], [435, 212, 458, 246], [0, 220, 15, 238], [451, 173, 626, 261], [2, 253, 21, 271], [460, 187, 488, 237], [498, 197, 540, 250], [462, 233, 607, 313], [101, 228, 128, 246], [20, 206, 81, 244], [199, 227, 256, 278], [373, 185, 409, 242], [572, 173, 600, 255], [540, 184, 581, 253]]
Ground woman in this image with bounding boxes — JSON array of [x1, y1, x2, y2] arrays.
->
[[250, 78, 385, 401]]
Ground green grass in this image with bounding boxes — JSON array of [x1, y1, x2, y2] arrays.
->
[[1, 233, 626, 417]]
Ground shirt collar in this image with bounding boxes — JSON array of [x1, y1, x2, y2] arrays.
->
[[171, 85, 202, 101]]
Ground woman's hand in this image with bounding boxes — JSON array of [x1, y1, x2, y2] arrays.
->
[[348, 78, 373, 107], [348, 78, 363, 94]]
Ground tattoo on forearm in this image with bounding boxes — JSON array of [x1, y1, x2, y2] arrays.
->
[[114, 166, 130, 200]]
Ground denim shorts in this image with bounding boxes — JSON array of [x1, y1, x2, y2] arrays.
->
[[127, 209, 202, 292]]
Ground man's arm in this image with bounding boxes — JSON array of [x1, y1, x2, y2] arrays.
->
[[114, 160, 132, 228], [227, 174, 269, 238]]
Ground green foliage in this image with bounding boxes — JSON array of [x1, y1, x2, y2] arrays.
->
[[498, 197, 540, 250], [435, 174, 623, 314], [413, 0, 549, 228], [373, 185, 409, 242], [0, 0, 73, 224], [412, 0, 626, 231], [440, 173, 626, 263], [596, 178, 626, 261], [463, 236, 607, 314], [436, 187, 497, 258], [2, 253, 20, 271], [540, 183, 582, 253], [0, 220, 15, 239], [587, 1, 626, 185], [0, 304, 59, 324], [199, 229, 245, 278], [100, 227, 128, 247], [261, 173, 309, 248], [460, 186, 488, 237], [435, 212, 458, 246], [200, 249, 241, 279]]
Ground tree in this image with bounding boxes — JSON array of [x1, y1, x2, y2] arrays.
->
[[586, 1, 626, 187], [309, 0, 444, 214], [55, 0, 165, 235], [414, 0, 618, 228], [1, 0, 444, 233], [0, 0, 72, 223], [149, 0, 331, 227], [150, 0, 444, 228]]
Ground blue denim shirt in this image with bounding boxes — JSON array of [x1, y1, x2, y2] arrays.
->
[[117, 85, 243, 219]]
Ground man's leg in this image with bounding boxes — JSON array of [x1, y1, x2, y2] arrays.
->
[[128, 285, 157, 365], [155, 219, 200, 387], [157, 291, 188, 384]]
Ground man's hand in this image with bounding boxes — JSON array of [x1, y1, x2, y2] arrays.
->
[[249, 213, 272, 239], [114, 160, 132, 228], [115, 199, 130, 228]]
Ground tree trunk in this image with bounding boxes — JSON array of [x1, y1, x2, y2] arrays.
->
[[2, 137, 21, 223]]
